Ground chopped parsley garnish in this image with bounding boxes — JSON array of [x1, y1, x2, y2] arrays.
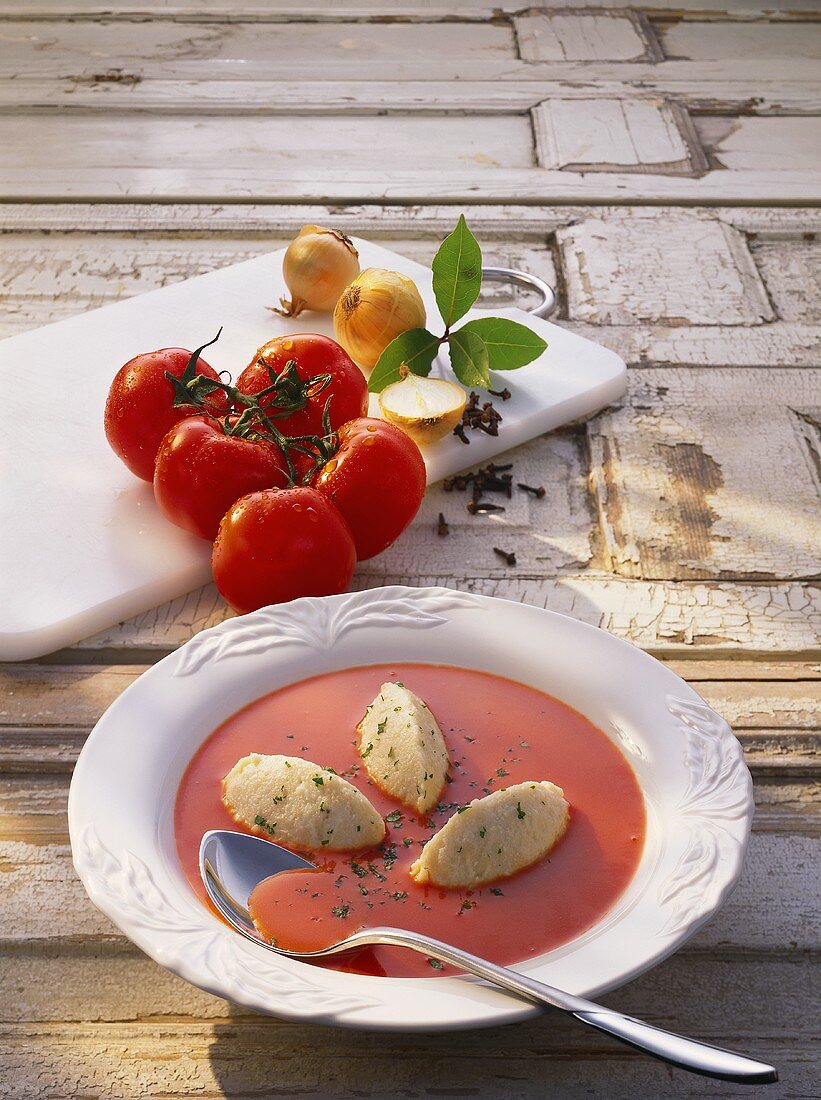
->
[[490, 887, 504, 896], [312, 775, 324, 786], [456, 805, 470, 814], [253, 814, 276, 836], [428, 958, 444, 970], [350, 861, 367, 878], [403, 837, 413, 847], [392, 891, 408, 901], [386, 810, 403, 825], [459, 900, 474, 913], [331, 904, 350, 918], [517, 802, 526, 819], [496, 767, 509, 778], [479, 826, 486, 838], [361, 742, 374, 759], [376, 718, 388, 735]]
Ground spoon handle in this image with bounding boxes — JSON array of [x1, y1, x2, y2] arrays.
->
[[345, 927, 777, 1084]]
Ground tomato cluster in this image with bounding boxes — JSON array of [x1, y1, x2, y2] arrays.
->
[[105, 332, 426, 613]]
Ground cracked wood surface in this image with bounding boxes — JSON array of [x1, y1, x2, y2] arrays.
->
[[0, 11, 820, 202], [0, 114, 818, 203], [2, 6, 820, 1099]]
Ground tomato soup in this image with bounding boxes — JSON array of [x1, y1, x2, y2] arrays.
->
[[175, 664, 646, 978]]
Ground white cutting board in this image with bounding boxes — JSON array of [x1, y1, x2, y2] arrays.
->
[[0, 239, 625, 660]]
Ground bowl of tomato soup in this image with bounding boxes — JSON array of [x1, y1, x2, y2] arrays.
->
[[69, 586, 753, 1031], [176, 664, 645, 978]]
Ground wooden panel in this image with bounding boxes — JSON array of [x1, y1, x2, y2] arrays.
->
[[0, 116, 819, 202], [61, 576, 821, 657], [0, 12, 814, 119], [0, 1015, 815, 1099], [557, 210, 774, 325], [569, 321, 821, 368], [516, 11, 657, 62], [589, 368, 821, 582], [3, 1, 821, 16], [0, 112, 535, 185], [3, 71, 818, 116], [751, 240, 821, 323], [533, 99, 701, 174], [0, 201, 816, 237], [698, 116, 821, 173], [0, 17, 517, 80], [658, 19, 821, 61]]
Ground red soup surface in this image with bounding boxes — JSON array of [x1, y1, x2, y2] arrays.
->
[[175, 664, 646, 978]]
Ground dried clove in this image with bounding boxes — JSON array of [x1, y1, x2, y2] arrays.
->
[[467, 500, 506, 515], [442, 462, 520, 514], [453, 392, 504, 443], [493, 547, 516, 566], [437, 512, 449, 537], [488, 387, 511, 401], [517, 482, 546, 499]]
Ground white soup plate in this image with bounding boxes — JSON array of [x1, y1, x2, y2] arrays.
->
[[68, 586, 753, 1031]]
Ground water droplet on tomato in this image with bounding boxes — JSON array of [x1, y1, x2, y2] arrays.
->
[[366, 424, 377, 432], [324, 459, 338, 472], [307, 508, 319, 522], [362, 436, 375, 446], [282, 339, 294, 350], [292, 502, 303, 512]]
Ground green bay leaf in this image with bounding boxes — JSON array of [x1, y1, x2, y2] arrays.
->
[[456, 317, 547, 371], [448, 327, 489, 389], [367, 327, 441, 393], [431, 214, 483, 328]]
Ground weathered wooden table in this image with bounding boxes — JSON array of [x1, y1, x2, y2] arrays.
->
[[2, 3, 819, 1097]]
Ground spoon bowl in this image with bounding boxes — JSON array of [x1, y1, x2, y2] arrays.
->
[[200, 829, 777, 1085]]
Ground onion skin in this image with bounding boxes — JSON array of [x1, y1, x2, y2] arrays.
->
[[380, 407, 465, 447], [333, 268, 426, 371], [276, 226, 360, 317]]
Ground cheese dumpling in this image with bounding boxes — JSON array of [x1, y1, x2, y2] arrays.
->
[[410, 781, 569, 888], [222, 753, 385, 851], [357, 682, 450, 814]]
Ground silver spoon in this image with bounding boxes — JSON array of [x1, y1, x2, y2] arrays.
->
[[199, 829, 777, 1084]]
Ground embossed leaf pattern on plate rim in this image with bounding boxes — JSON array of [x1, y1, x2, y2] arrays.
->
[[172, 586, 480, 677]]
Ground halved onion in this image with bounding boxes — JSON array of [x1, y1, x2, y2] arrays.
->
[[378, 371, 467, 446]]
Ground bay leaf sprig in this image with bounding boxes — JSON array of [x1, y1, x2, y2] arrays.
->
[[368, 215, 548, 394]]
